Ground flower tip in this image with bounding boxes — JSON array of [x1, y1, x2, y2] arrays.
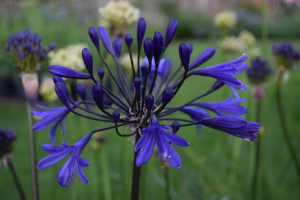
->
[[179, 43, 190, 70], [153, 31, 164, 64], [88, 26, 99, 49], [125, 34, 133, 48], [82, 48, 93, 76], [137, 17, 146, 48], [162, 86, 174, 106], [113, 37, 122, 59], [97, 67, 105, 80], [143, 37, 153, 61], [164, 19, 178, 49]]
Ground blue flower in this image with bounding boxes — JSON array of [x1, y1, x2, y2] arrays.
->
[[194, 95, 248, 116], [31, 104, 73, 144], [37, 131, 92, 188], [180, 106, 210, 134], [134, 115, 189, 168], [247, 56, 271, 85]]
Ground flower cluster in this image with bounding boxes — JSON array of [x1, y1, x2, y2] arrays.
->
[[33, 17, 260, 187], [99, 1, 140, 31], [220, 36, 245, 54], [247, 57, 271, 85], [5, 29, 55, 73], [273, 42, 299, 71], [48, 43, 88, 72], [0, 128, 17, 158], [39, 77, 58, 102], [214, 11, 237, 29]]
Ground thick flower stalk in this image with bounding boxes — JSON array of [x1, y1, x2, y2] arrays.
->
[[33, 17, 260, 199]]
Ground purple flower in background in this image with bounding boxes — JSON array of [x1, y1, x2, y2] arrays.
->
[[134, 115, 189, 168], [273, 42, 299, 70], [0, 128, 17, 157]]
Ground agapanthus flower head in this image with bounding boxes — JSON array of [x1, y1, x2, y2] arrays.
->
[[34, 17, 258, 186], [214, 11, 237, 29], [247, 56, 271, 85], [273, 42, 299, 71], [0, 128, 17, 158], [5, 29, 55, 73]]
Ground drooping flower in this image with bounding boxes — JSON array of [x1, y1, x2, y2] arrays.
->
[[134, 115, 189, 168], [37, 131, 92, 188]]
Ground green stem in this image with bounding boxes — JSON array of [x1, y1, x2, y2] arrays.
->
[[251, 100, 261, 200], [164, 167, 171, 200], [101, 146, 112, 200], [131, 132, 142, 200], [7, 157, 27, 200], [26, 102, 39, 200], [276, 72, 300, 197]]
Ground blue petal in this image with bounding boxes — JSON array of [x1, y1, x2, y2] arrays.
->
[[165, 143, 181, 168], [98, 26, 114, 56], [38, 148, 72, 169], [163, 131, 189, 147], [200, 116, 247, 129], [77, 157, 89, 167], [153, 128, 168, 159], [235, 63, 247, 74], [77, 164, 89, 184], [50, 116, 64, 144], [135, 131, 151, 151], [49, 65, 91, 79], [41, 144, 68, 154], [136, 135, 155, 167], [57, 154, 73, 187], [230, 87, 240, 99]]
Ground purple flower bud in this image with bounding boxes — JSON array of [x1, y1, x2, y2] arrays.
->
[[164, 19, 177, 49], [134, 77, 141, 90], [189, 47, 216, 70], [97, 67, 105, 81], [113, 110, 120, 123], [8, 35, 14, 46], [33, 46, 38, 54], [39, 51, 46, 61], [113, 38, 122, 60], [17, 50, 24, 61], [49, 65, 91, 79], [23, 28, 31, 38], [160, 59, 172, 83], [15, 32, 24, 44], [88, 27, 99, 49], [98, 26, 114, 56], [153, 31, 164, 65], [5, 43, 10, 53], [188, 43, 193, 55], [143, 37, 153, 62], [33, 33, 41, 45], [92, 83, 104, 111], [76, 83, 86, 100], [48, 42, 56, 52], [82, 48, 93, 77], [145, 95, 154, 113], [24, 42, 31, 53], [104, 98, 113, 106], [179, 43, 190, 70], [172, 121, 180, 134], [125, 34, 133, 48], [137, 17, 146, 49], [55, 82, 71, 106], [52, 75, 66, 87], [162, 86, 173, 106]]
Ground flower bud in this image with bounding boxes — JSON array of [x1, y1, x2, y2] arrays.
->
[[98, 26, 114, 56], [160, 59, 172, 83], [48, 42, 56, 52], [8, 35, 14, 46], [113, 38, 122, 60], [113, 110, 120, 123], [172, 121, 180, 134], [145, 95, 154, 113], [179, 43, 190, 70], [134, 77, 141, 90], [24, 42, 31, 53], [82, 48, 93, 77], [15, 32, 24, 44], [97, 67, 105, 81], [76, 83, 86, 100], [189, 47, 216, 70], [92, 83, 104, 111], [52, 75, 66, 86], [188, 43, 193, 55], [33, 33, 41, 45], [143, 37, 153, 62], [137, 17, 146, 49], [23, 28, 31, 38], [153, 31, 164, 65], [162, 86, 173, 106], [88, 27, 100, 49], [164, 19, 177, 49], [55, 82, 71, 106], [125, 34, 133, 48]]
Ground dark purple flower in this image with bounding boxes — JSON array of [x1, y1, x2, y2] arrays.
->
[[5, 43, 10, 53], [144, 37, 153, 62], [247, 56, 271, 84], [137, 17, 146, 49], [82, 48, 93, 77], [179, 43, 190, 70], [0, 128, 17, 156], [164, 19, 177, 49], [153, 32, 164, 65], [172, 121, 180, 134], [76, 83, 86, 100], [162, 86, 173, 106], [24, 42, 31, 53], [92, 83, 104, 111], [134, 77, 141, 90], [113, 38, 122, 60], [98, 26, 114, 56], [97, 67, 105, 81], [88, 27, 99, 49], [37, 131, 92, 187], [188, 43, 193, 55], [125, 34, 133, 48], [145, 95, 154, 112], [49, 65, 91, 79], [134, 115, 189, 168], [199, 116, 247, 130], [113, 110, 120, 123], [55, 82, 72, 107], [189, 47, 216, 70]]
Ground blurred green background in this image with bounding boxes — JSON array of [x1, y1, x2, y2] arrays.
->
[[1, 0, 300, 199]]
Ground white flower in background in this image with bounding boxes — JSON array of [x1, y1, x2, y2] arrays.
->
[[99, 1, 140, 31], [119, 53, 141, 73], [214, 11, 237, 29], [220, 36, 246, 54], [39, 77, 57, 102], [48, 44, 87, 71], [239, 30, 256, 48]]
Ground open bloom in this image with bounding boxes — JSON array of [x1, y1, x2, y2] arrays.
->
[[134, 115, 189, 168], [37, 131, 92, 188]]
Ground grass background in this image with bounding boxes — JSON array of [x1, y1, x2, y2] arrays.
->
[[1, 38, 300, 200]]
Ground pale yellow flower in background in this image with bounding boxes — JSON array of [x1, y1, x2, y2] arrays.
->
[[48, 43, 87, 71], [214, 11, 237, 29], [119, 53, 141, 73], [39, 77, 57, 102], [220, 36, 246, 54], [247, 47, 261, 61], [239, 30, 256, 48], [99, 1, 140, 31]]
